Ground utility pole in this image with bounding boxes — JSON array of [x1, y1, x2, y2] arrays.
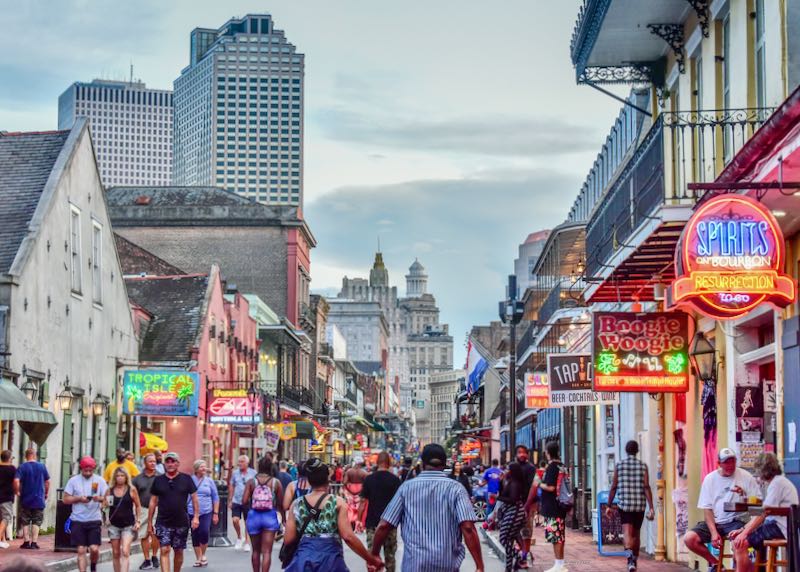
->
[[499, 275, 524, 461]]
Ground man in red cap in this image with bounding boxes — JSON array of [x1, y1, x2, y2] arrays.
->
[[64, 456, 108, 572]]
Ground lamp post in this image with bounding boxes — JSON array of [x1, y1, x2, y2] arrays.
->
[[247, 382, 258, 463], [90, 395, 106, 458], [499, 275, 524, 461], [689, 331, 716, 382]]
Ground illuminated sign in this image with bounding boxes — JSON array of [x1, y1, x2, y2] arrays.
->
[[460, 438, 481, 460], [671, 195, 795, 319], [208, 389, 261, 424], [525, 373, 549, 408], [547, 354, 619, 407], [592, 312, 689, 393], [123, 370, 199, 416]]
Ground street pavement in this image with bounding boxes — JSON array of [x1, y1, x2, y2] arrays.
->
[[87, 530, 505, 572]]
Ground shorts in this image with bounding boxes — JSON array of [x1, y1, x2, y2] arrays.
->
[[619, 510, 645, 529], [154, 524, 189, 551], [544, 517, 566, 544], [0, 502, 13, 524], [108, 524, 136, 540], [689, 519, 745, 544], [521, 512, 535, 540], [747, 521, 784, 552], [19, 507, 43, 527], [231, 503, 250, 520], [246, 509, 280, 535], [71, 520, 102, 547]]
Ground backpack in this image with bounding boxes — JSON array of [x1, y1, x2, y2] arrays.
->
[[555, 464, 574, 512], [251, 477, 275, 511]]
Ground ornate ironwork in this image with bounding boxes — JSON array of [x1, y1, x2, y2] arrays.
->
[[578, 63, 655, 85], [686, 0, 710, 38], [648, 24, 686, 74]]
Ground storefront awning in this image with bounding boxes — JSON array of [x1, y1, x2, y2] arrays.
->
[[0, 379, 57, 445]]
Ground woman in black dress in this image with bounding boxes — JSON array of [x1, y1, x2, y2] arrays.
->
[[498, 462, 528, 571]]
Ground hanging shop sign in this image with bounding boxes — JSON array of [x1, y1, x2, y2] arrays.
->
[[123, 370, 199, 416], [525, 372, 550, 408], [592, 312, 689, 393], [207, 389, 261, 424], [460, 438, 482, 460], [263, 427, 280, 451], [547, 354, 619, 407], [671, 195, 796, 319]]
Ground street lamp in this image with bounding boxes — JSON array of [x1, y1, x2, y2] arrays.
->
[[91, 395, 106, 417], [21, 379, 38, 401], [57, 378, 74, 411], [689, 331, 716, 382], [499, 275, 524, 459]]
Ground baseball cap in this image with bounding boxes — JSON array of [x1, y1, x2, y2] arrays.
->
[[79, 456, 96, 469], [421, 443, 447, 467], [164, 452, 180, 462], [718, 448, 737, 462]]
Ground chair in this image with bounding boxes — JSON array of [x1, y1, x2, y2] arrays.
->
[[716, 537, 735, 572], [754, 539, 788, 572]]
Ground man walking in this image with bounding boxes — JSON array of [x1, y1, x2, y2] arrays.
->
[[104, 448, 140, 484], [684, 448, 761, 572], [539, 441, 568, 572], [371, 443, 484, 572], [482, 459, 503, 517], [13, 448, 49, 550], [0, 450, 16, 548], [228, 454, 255, 551], [276, 460, 293, 491], [133, 453, 160, 570], [153, 451, 165, 475], [359, 451, 401, 572], [63, 457, 107, 572], [606, 440, 655, 572], [148, 452, 199, 572]]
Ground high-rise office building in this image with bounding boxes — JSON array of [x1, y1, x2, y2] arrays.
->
[[173, 14, 304, 207], [58, 80, 173, 187]]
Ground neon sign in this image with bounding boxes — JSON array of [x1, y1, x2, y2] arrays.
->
[[671, 195, 795, 319], [592, 312, 689, 393], [207, 389, 261, 424], [123, 370, 199, 416], [525, 373, 549, 408]]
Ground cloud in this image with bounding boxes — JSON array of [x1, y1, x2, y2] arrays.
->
[[314, 108, 600, 158], [305, 168, 582, 364]]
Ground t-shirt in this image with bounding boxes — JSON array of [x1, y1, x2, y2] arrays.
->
[[540, 461, 566, 518], [519, 461, 537, 498], [64, 474, 107, 522], [151, 473, 197, 528], [0, 465, 16, 504], [277, 471, 293, 491], [230, 468, 256, 504], [697, 468, 761, 524], [15, 461, 50, 510], [483, 467, 503, 495], [763, 475, 799, 538], [132, 472, 158, 509], [103, 460, 140, 484], [360, 470, 401, 529]]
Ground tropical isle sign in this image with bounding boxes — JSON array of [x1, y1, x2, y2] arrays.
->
[[671, 195, 795, 319], [123, 370, 199, 416]]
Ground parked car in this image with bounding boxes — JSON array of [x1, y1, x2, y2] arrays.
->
[[471, 477, 488, 521]]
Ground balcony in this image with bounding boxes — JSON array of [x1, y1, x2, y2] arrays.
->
[[281, 384, 314, 410]]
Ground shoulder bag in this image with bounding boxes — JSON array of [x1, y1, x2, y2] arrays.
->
[[278, 493, 329, 567]]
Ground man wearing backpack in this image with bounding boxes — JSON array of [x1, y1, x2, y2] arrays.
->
[[539, 441, 569, 572]]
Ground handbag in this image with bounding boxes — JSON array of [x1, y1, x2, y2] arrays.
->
[[278, 493, 329, 567]]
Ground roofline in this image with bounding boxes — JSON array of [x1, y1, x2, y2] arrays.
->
[[193, 265, 220, 350], [124, 273, 208, 282], [529, 220, 587, 278]]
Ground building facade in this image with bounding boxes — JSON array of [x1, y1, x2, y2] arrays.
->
[[172, 14, 304, 207], [57, 80, 173, 187], [430, 369, 464, 445]]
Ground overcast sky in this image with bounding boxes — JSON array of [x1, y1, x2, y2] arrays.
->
[[0, 1, 625, 366]]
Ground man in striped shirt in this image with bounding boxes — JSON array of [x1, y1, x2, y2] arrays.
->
[[370, 443, 484, 572]]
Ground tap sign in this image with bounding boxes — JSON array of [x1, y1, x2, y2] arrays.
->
[[671, 195, 796, 319], [547, 353, 618, 407]]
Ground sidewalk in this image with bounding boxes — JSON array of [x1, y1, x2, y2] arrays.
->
[[481, 527, 688, 571], [0, 534, 143, 572]]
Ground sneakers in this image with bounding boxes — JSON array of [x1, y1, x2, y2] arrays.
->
[[152, 556, 160, 568], [31, 542, 40, 550], [139, 560, 153, 570], [234, 538, 243, 550], [243, 542, 251, 552], [626, 553, 637, 572], [543, 565, 567, 572], [0, 541, 8, 549], [20, 541, 31, 549]]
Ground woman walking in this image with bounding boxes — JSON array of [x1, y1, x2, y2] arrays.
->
[[450, 461, 473, 498], [498, 462, 528, 572], [242, 457, 283, 572], [282, 463, 310, 512], [283, 458, 382, 572], [107, 468, 141, 572], [188, 460, 219, 567]]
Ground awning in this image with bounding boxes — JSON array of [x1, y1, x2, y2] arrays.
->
[[0, 379, 57, 445], [139, 432, 168, 454], [371, 421, 387, 432], [294, 421, 315, 439]]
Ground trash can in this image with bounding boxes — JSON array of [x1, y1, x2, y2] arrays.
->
[[210, 480, 233, 547], [54, 489, 76, 553]]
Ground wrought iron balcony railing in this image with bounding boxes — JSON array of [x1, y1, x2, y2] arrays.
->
[[516, 321, 537, 361], [539, 282, 580, 328], [281, 384, 314, 409]]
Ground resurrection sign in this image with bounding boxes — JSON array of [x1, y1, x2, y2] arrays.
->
[[207, 389, 261, 424], [525, 372, 550, 408], [671, 195, 795, 319], [123, 370, 199, 416], [592, 312, 689, 393], [547, 354, 619, 407]]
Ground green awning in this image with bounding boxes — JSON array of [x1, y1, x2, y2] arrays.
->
[[371, 422, 387, 432], [0, 379, 58, 445], [294, 421, 315, 439]]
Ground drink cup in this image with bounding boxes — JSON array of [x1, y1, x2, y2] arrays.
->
[[91, 482, 98, 495]]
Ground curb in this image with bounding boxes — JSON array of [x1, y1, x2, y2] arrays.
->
[[479, 527, 505, 564], [45, 542, 143, 572]]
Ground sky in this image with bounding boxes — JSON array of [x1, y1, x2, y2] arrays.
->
[[0, 1, 626, 366]]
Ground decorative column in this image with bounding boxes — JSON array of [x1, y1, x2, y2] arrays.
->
[[655, 395, 667, 561]]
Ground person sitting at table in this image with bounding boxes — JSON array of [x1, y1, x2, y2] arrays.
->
[[729, 452, 799, 572], [684, 448, 761, 572]]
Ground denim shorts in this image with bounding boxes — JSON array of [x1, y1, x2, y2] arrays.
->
[[747, 521, 784, 552], [246, 509, 280, 535], [108, 524, 136, 540]]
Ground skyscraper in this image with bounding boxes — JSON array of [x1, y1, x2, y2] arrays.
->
[[172, 14, 304, 207], [57, 80, 173, 187]]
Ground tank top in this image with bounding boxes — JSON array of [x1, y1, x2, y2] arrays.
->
[[109, 486, 135, 528], [292, 494, 339, 538]]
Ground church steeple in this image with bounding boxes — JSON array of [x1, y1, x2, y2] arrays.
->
[[370, 251, 389, 287]]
